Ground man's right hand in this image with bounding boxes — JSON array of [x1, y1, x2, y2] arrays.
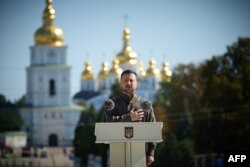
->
[[130, 107, 144, 121]]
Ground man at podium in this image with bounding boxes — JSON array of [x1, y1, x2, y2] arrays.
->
[[102, 69, 156, 166]]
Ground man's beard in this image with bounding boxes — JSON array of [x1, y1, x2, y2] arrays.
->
[[122, 86, 135, 95]]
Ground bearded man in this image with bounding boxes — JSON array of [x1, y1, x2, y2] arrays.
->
[[102, 69, 156, 166]]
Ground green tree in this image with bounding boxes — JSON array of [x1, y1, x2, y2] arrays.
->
[[15, 95, 26, 107], [154, 81, 171, 107], [154, 37, 250, 157], [0, 94, 6, 103], [109, 79, 121, 98], [154, 81, 171, 138], [0, 94, 23, 133], [170, 63, 204, 114], [192, 37, 250, 153], [224, 37, 250, 105], [200, 37, 250, 111], [73, 105, 97, 167], [155, 133, 194, 167], [79, 105, 97, 125], [74, 124, 95, 167], [155, 64, 204, 139]]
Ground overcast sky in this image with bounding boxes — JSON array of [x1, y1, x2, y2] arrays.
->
[[0, 0, 249, 101]]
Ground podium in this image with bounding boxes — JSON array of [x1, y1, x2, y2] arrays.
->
[[95, 122, 163, 167]]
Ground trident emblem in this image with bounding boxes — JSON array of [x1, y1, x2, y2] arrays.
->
[[124, 127, 134, 139]]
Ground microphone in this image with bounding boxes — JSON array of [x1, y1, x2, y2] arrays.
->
[[140, 100, 152, 111], [104, 99, 115, 111], [128, 98, 152, 111], [139, 100, 152, 122]]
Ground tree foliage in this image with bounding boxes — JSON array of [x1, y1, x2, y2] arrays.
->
[[79, 105, 97, 125], [192, 37, 250, 153], [154, 63, 204, 139], [200, 37, 250, 111], [155, 133, 194, 167], [73, 105, 97, 166], [109, 79, 121, 98], [154, 37, 250, 163], [0, 94, 23, 133]]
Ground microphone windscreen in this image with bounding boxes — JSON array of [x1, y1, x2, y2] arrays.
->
[[104, 99, 115, 111], [140, 100, 152, 111]]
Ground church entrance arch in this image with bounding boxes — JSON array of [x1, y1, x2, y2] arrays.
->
[[48, 134, 58, 146]]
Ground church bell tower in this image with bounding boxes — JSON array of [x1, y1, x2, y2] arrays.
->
[[26, 0, 70, 107], [21, 0, 82, 147]]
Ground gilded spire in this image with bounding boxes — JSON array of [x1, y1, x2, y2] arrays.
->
[[34, 0, 64, 46], [43, 0, 55, 21], [146, 59, 160, 78], [161, 61, 172, 82], [139, 62, 146, 77], [110, 59, 123, 78], [123, 27, 130, 44], [115, 27, 138, 65], [81, 61, 94, 80], [98, 62, 110, 80]]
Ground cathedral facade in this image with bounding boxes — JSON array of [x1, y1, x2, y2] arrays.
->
[[73, 27, 172, 110], [20, 0, 83, 146]]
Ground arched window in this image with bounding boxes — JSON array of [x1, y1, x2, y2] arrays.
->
[[49, 79, 56, 96], [48, 134, 58, 146]]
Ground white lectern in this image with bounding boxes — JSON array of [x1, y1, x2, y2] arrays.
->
[[95, 122, 163, 167]]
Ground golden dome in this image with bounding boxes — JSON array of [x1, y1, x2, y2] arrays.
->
[[145, 59, 160, 78], [116, 27, 138, 65], [161, 61, 172, 82], [110, 59, 123, 78], [98, 62, 110, 80], [81, 61, 94, 80], [34, 0, 64, 46], [139, 62, 146, 77]]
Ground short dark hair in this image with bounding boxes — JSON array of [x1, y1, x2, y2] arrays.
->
[[120, 69, 137, 79]]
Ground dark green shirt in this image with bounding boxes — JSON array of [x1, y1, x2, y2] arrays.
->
[[102, 93, 156, 156]]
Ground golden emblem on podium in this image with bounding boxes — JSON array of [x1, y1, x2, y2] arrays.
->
[[125, 127, 133, 139]]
